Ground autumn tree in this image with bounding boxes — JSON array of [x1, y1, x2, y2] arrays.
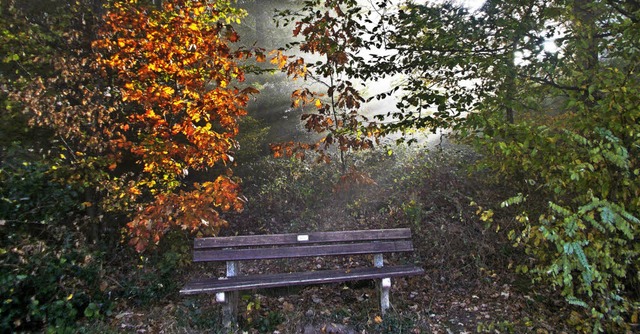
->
[[10, 0, 258, 251], [94, 0, 260, 251], [271, 0, 380, 181]]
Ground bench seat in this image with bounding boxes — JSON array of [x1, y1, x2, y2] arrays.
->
[[181, 264, 424, 295]]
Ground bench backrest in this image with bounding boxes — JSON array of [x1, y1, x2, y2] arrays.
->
[[193, 228, 414, 262]]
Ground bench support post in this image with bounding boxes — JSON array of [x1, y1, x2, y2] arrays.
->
[[374, 254, 391, 315], [220, 261, 238, 328]]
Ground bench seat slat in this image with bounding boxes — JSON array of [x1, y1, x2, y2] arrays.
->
[[195, 228, 412, 249], [193, 240, 414, 262], [180, 264, 424, 295]]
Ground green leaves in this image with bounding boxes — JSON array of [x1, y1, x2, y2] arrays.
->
[[501, 193, 525, 208], [438, 0, 640, 332]]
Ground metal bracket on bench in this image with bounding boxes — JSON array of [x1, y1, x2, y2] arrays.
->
[[382, 277, 391, 288]]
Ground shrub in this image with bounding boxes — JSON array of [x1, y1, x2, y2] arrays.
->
[[0, 227, 110, 333], [119, 229, 192, 305], [473, 121, 640, 332], [0, 145, 80, 225]]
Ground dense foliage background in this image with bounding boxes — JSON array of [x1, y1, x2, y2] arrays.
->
[[1, 0, 638, 332]]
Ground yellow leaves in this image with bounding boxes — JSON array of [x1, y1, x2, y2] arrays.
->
[[326, 118, 334, 126], [188, 23, 199, 31], [143, 161, 155, 173], [184, 87, 201, 99], [90, 0, 254, 252], [269, 50, 288, 69], [223, 16, 243, 25], [475, 206, 494, 223], [193, 5, 205, 16], [314, 99, 323, 108], [161, 85, 175, 96]]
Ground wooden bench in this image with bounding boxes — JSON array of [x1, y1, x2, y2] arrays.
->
[[180, 228, 424, 327]]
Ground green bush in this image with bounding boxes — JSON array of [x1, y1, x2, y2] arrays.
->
[[246, 157, 337, 210], [120, 229, 191, 305], [472, 120, 640, 332], [0, 227, 110, 333], [0, 146, 80, 225]]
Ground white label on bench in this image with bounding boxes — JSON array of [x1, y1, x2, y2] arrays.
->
[[297, 235, 309, 242]]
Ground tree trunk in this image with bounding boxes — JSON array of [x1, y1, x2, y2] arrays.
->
[[504, 37, 518, 124], [572, 0, 599, 105], [84, 187, 100, 243]]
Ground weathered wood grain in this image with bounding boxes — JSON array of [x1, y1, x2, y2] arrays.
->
[[180, 265, 424, 295], [194, 228, 412, 249], [193, 240, 414, 262]]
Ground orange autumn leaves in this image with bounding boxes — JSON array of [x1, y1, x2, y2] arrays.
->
[[270, 2, 379, 175], [91, 0, 257, 251]]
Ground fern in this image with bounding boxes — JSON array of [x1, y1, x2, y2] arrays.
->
[[564, 129, 590, 146], [566, 296, 588, 308], [573, 242, 591, 273], [599, 206, 615, 225], [500, 193, 524, 208], [549, 201, 572, 216]]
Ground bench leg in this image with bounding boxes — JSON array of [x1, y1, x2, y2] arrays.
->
[[217, 291, 238, 328], [374, 254, 391, 315], [220, 261, 239, 328], [380, 277, 391, 315]]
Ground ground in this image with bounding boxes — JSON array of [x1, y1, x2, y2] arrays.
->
[[102, 140, 577, 333]]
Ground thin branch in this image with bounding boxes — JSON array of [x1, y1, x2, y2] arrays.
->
[[58, 136, 79, 163], [606, 0, 640, 23], [522, 74, 583, 92]]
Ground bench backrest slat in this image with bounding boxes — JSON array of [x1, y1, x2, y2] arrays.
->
[[195, 228, 412, 250], [193, 240, 414, 262]]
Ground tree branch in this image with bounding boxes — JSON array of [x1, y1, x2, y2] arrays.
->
[[522, 74, 583, 93], [606, 0, 640, 23]]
